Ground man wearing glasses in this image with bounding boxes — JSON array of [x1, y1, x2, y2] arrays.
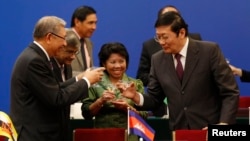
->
[[119, 11, 239, 131], [136, 5, 202, 117], [50, 29, 91, 141], [10, 16, 105, 141], [51, 29, 81, 84]]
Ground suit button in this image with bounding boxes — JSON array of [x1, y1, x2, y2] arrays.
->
[[184, 107, 187, 110], [181, 91, 184, 95]]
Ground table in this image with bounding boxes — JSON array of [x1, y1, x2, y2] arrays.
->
[[69, 117, 249, 141]]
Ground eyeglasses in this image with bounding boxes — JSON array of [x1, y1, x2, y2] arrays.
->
[[65, 50, 79, 55], [154, 35, 169, 43], [63, 48, 79, 55], [50, 32, 65, 40]]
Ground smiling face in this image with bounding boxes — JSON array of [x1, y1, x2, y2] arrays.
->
[[55, 46, 79, 65], [46, 26, 67, 57], [103, 53, 127, 81]]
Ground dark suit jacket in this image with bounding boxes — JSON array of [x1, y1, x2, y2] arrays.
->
[[136, 33, 202, 117], [136, 33, 202, 86], [10, 43, 88, 141], [240, 70, 250, 82], [51, 58, 75, 87], [51, 58, 77, 141], [141, 39, 239, 130]]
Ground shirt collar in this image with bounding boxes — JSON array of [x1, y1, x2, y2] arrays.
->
[[71, 28, 81, 40], [33, 41, 50, 61], [179, 37, 189, 57]]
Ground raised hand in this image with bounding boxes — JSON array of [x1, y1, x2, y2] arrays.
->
[[83, 67, 105, 85], [116, 82, 137, 100]]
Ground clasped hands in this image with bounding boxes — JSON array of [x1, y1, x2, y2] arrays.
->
[[99, 81, 138, 111], [98, 90, 128, 111]]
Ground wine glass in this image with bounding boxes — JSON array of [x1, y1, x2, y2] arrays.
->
[[106, 83, 117, 93], [225, 58, 230, 64], [90, 66, 104, 87], [118, 80, 131, 89], [105, 83, 118, 101]]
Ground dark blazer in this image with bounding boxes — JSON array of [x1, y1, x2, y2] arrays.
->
[[136, 33, 202, 86], [240, 70, 250, 82], [51, 58, 76, 141], [10, 43, 89, 141], [136, 33, 202, 117], [141, 39, 239, 130], [51, 58, 75, 87]]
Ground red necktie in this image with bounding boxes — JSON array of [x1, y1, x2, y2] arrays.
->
[[175, 54, 183, 81]]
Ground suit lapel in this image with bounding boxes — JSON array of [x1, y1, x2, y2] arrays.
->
[[74, 38, 92, 70], [181, 39, 199, 88], [75, 53, 84, 70], [51, 58, 63, 82], [30, 43, 53, 72]]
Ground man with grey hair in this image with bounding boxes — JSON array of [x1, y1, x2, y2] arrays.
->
[[52, 29, 82, 85], [10, 16, 105, 141], [51, 29, 85, 141]]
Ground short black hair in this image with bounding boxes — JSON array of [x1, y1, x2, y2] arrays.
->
[[98, 42, 129, 72], [70, 5, 96, 27], [155, 11, 188, 37]]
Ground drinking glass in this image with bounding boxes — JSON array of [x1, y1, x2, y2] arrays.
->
[[118, 80, 131, 89], [105, 83, 118, 101], [106, 83, 117, 93], [225, 58, 230, 64], [90, 66, 104, 87]]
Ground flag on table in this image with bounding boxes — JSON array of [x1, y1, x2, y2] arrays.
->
[[128, 109, 155, 141], [0, 111, 18, 141]]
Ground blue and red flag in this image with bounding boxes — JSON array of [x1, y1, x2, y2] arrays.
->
[[128, 109, 155, 141]]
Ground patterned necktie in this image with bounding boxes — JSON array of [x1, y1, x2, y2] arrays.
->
[[80, 38, 87, 70], [175, 54, 183, 81]]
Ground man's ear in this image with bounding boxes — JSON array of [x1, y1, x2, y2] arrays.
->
[[178, 28, 186, 38]]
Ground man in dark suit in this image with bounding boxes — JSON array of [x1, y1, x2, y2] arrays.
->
[[136, 5, 202, 86], [136, 5, 202, 117], [229, 64, 250, 82], [118, 12, 239, 130], [51, 29, 84, 141], [10, 16, 105, 141]]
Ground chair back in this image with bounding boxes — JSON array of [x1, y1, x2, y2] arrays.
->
[[172, 129, 207, 141], [236, 96, 250, 117], [239, 96, 250, 108], [0, 136, 6, 141], [73, 128, 127, 141]]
